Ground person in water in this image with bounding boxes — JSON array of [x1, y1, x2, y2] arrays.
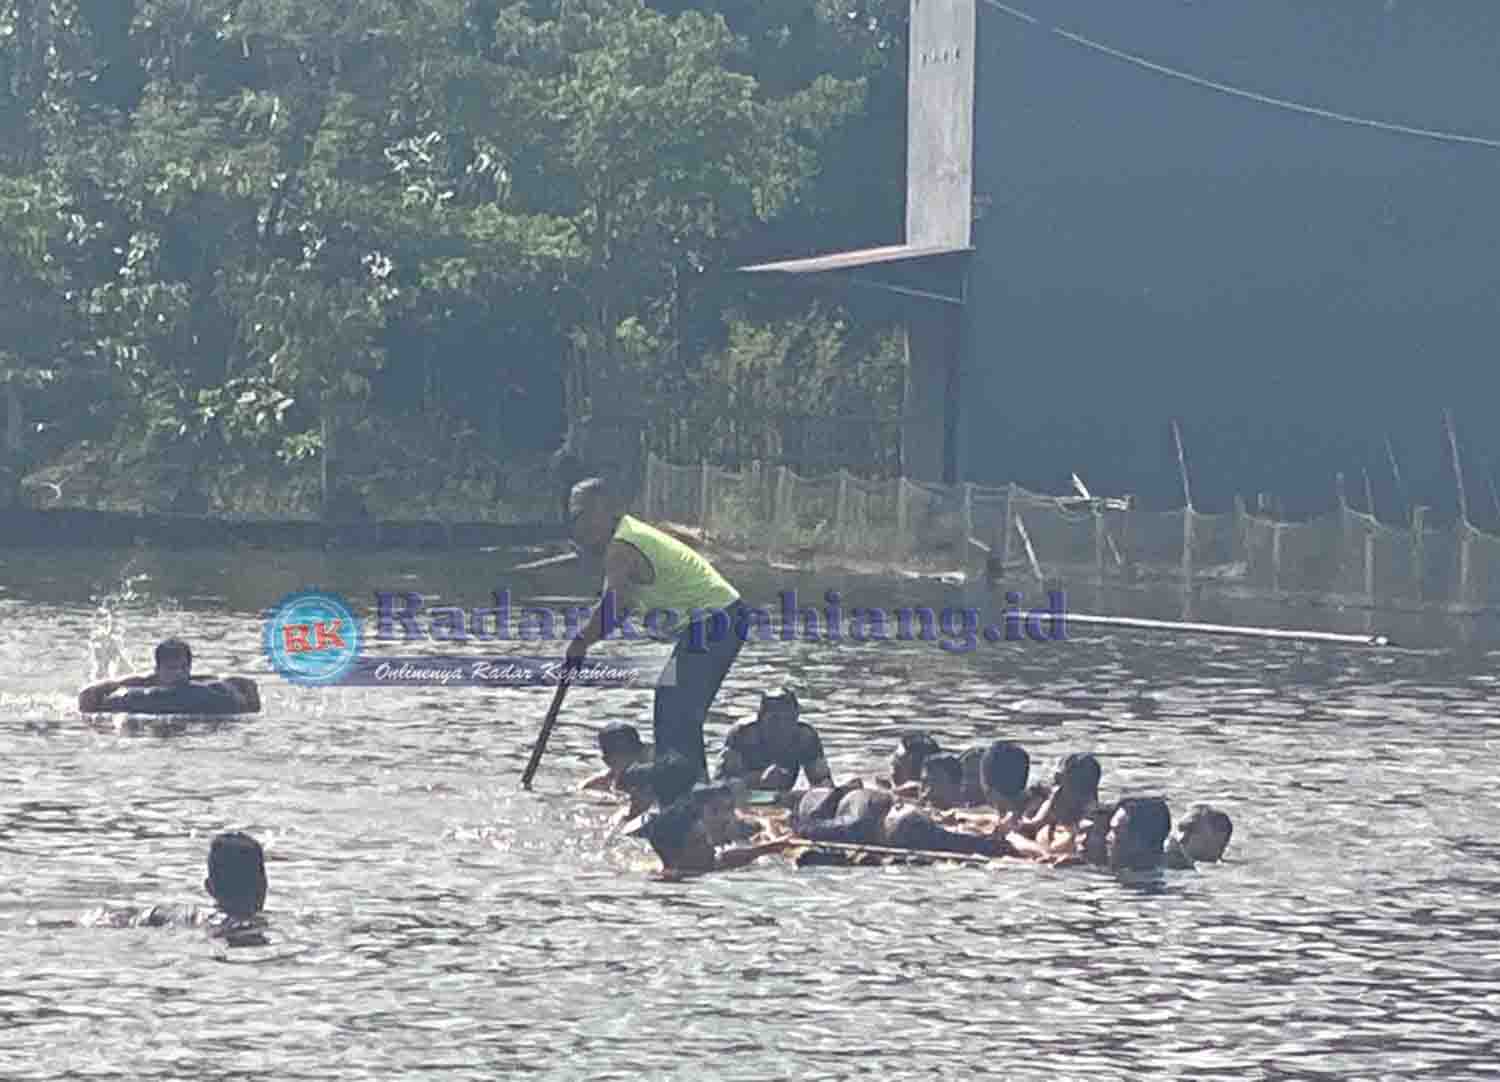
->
[[626, 762, 792, 877], [580, 722, 654, 793], [1172, 803, 1234, 864], [1106, 797, 1172, 872], [979, 740, 1031, 830], [77, 638, 260, 713], [886, 731, 941, 792], [791, 779, 1013, 860], [1015, 752, 1101, 838], [564, 477, 748, 778], [88, 831, 268, 937], [917, 753, 965, 811], [714, 689, 832, 792]]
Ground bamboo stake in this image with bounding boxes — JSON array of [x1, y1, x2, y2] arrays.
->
[[785, 840, 994, 866], [1445, 410, 1472, 605], [1363, 467, 1376, 522], [1012, 512, 1045, 585], [1384, 435, 1409, 522], [1172, 421, 1194, 592]]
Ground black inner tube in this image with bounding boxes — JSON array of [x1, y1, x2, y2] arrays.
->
[[100, 681, 244, 716]]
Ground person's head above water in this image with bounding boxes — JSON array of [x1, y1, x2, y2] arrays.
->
[[204, 832, 267, 919], [756, 688, 801, 743], [1176, 804, 1233, 863], [980, 741, 1030, 812], [154, 638, 193, 686], [690, 783, 740, 846], [620, 751, 699, 808], [920, 752, 964, 810], [598, 722, 644, 771], [1051, 752, 1102, 820], [568, 477, 620, 550], [890, 731, 942, 787], [1107, 797, 1171, 871]]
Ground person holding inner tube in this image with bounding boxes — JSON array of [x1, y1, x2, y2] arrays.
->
[[77, 638, 260, 714], [563, 477, 749, 782]]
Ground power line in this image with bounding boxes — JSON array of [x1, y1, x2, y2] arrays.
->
[[979, 0, 1500, 151]]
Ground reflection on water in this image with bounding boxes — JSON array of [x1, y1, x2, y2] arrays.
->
[[2, 547, 1499, 1079]]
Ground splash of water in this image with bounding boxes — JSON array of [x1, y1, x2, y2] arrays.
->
[[87, 571, 151, 681]]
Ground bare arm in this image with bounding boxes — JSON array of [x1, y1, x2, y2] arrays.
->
[[77, 672, 153, 712], [579, 769, 616, 792], [715, 837, 794, 871]]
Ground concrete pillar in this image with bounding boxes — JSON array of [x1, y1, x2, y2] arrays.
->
[[903, 304, 960, 483]]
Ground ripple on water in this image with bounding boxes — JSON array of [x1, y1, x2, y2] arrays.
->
[[2, 555, 1500, 1078]]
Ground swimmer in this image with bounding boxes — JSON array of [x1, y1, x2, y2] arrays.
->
[[714, 689, 832, 792], [614, 751, 701, 824], [580, 722, 654, 793], [1170, 803, 1234, 866], [86, 831, 269, 939], [1106, 796, 1172, 872], [792, 779, 1012, 860], [979, 740, 1031, 830], [628, 780, 793, 878], [77, 638, 260, 714], [886, 731, 941, 794], [957, 746, 989, 807], [918, 753, 965, 810], [1016, 752, 1101, 839]]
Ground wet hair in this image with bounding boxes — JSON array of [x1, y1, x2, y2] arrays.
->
[[620, 752, 698, 807], [207, 832, 266, 918], [598, 722, 643, 758], [1053, 752, 1102, 805], [1179, 804, 1233, 841], [980, 741, 1030, 806], [155, 639, 192, 667], [759, 688, 800, 719], [1178, 804, 1234, 860], [922, 753, 963, 788], [1117, 797, 1171, 853]]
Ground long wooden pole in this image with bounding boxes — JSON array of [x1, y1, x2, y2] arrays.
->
[[520, 675, 572, 789], [1444, 409, 1470, 525]]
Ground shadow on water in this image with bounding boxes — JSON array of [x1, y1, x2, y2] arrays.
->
[[1, 545, 1499, 1078]]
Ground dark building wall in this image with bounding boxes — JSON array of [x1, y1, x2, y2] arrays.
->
[[957, 0, 1500, 514]]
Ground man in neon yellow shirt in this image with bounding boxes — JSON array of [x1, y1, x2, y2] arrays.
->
[[565, 477, 749, 778]]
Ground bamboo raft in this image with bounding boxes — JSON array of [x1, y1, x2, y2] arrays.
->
[[782, 839, 993, 868]]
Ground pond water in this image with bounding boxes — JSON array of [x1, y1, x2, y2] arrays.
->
[[2, 546, 1498, 1080]]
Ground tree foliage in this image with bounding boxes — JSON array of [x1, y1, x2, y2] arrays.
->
[[0, 0, 912, 511]]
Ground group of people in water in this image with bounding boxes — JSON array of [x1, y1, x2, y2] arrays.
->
[[584, 688, 1235, 879]]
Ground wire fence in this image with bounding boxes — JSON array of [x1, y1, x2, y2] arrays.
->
[[641, 452, 1500, 612]]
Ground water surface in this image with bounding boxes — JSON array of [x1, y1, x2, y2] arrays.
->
[[2, 547, 1498, 1080]]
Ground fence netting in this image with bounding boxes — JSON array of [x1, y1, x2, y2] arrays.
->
[[641, 453, 1500, 609]]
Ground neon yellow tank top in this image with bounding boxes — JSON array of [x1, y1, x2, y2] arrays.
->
[[612, 514, 740, 614]]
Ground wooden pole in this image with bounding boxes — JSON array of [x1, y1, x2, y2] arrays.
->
[[1362, 467, 1376, 522], [1445, 409, 1470, 526], [1384, 435, 1409, 522], [520, 675, 572, 789], [1172, 420, 1194, 595], [835, 469, 849, 549], [698, 457, 710, 536], [1012, 511, 1045, 584], [1001, 483, 1016, 571], [643, 451, 658, 519], [1445, 411, 1472, 607], [1411, 505, 1426, 602], [1271, 520, 1283, 595], [961, 481, 974, 555], [1094, 501, 1106, 585]]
